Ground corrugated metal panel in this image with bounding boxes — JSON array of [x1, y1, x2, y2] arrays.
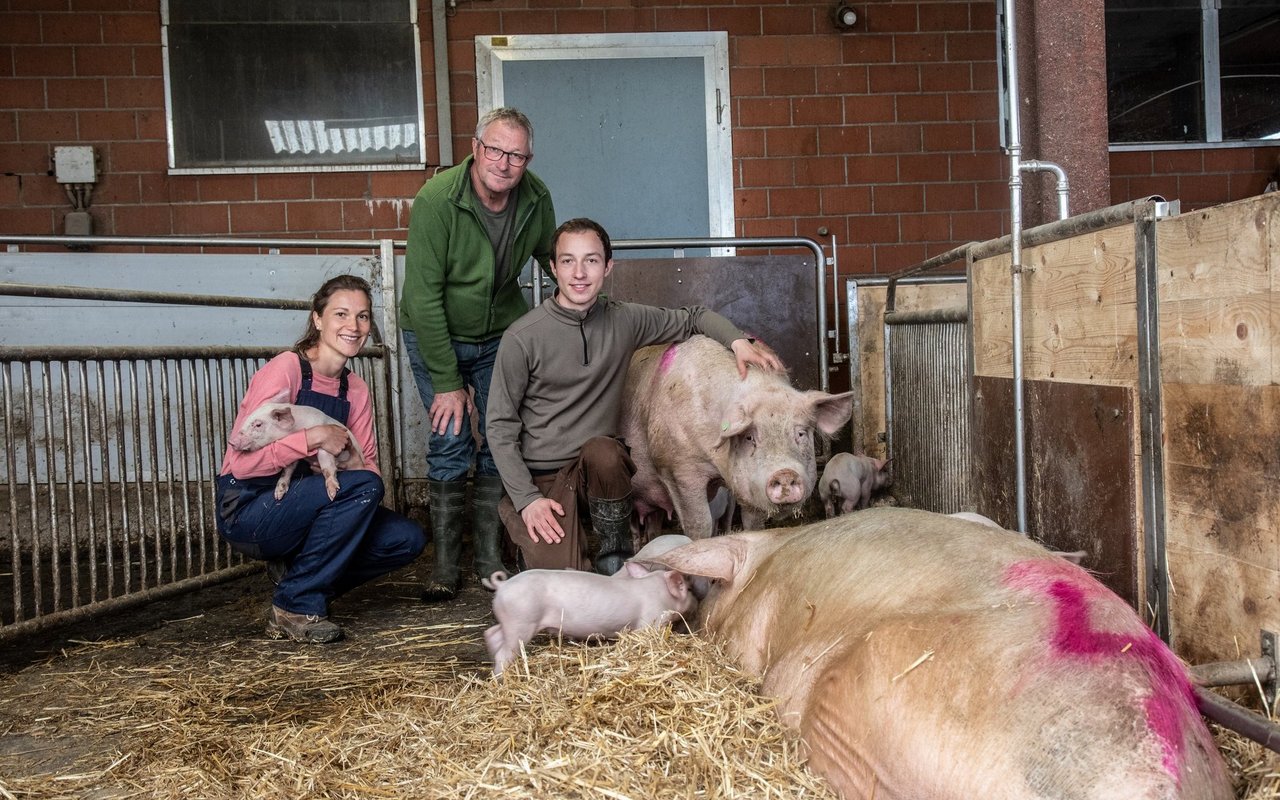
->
[[886, 317, 971, 513]]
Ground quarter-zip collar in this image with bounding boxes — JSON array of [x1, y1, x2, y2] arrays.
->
[[543, 293, 606, 366]]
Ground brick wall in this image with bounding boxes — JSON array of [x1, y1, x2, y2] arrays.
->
[[2, 0, 1011, 274], [1109, 147, 1280, 211], [3, 2, 1274, 273]]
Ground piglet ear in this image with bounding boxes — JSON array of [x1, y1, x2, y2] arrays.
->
[[267, 387, 292, 405], [270, 406, 295, 427], [622, 560, 650, 578], [806, 390, 855, 436], [664, 568, 689, 600], [648, 535, 750, 582]]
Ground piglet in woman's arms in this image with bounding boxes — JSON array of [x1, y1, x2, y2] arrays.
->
[[484, 564, 697, 676], [227, 388, 363, 501]]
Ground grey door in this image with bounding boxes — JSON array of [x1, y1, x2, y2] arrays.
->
[[476, 32, 733, 248]]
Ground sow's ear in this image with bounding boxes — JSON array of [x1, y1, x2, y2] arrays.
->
[[648, 535, 750, 582], [806, 390, 856, 436], [718, 403, 754, 443]]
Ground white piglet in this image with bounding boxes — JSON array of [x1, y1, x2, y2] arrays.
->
[[484, 565, 697, 676], [819, 452, 891, 516], [227, 388, 363, 501]]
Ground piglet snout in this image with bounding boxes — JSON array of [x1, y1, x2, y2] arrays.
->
[[767, 468, 806, 505]]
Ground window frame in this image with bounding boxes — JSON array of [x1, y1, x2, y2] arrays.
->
[[1107, 0, 1280, 151], [160, 0, 428, 175]]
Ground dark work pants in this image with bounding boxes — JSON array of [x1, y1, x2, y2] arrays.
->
[[498, 437, 634, 572], [218, 470, 425, 617]]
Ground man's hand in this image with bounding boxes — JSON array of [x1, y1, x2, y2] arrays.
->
[[430, 388, 472, 436], [521, 497, 567, 544], [730, 338, 786, 378]]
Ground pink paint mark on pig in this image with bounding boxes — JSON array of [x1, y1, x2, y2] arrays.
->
[[1005, 559, 1195, 783], [657, 343, 680, 376]]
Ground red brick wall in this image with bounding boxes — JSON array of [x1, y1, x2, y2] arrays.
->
[[1109, 147, 1280, 212], [4, 2, 1274, 273], [1, 0, 1010, 273]]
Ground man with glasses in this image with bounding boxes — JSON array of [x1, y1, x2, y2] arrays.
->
[[400, 107, 556, 603]]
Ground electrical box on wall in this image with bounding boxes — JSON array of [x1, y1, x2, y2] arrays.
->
[[54, 146, 96, 183]]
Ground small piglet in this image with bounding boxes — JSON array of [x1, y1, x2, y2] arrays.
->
[[819, 452, 891, 516], [484, 564, 697, 676], [227, 388, 362, 501]]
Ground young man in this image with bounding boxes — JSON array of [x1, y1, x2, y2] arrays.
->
[[486, 218, 782, 574], [400, 107, 556, 601]]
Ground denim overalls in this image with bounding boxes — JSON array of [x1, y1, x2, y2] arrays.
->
[[215, 353, 425, 617]]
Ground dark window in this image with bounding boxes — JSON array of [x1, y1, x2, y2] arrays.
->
[[1107, 0, 1280, 144], [163, 0, 423, 171]]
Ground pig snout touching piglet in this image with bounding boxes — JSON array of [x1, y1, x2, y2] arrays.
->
[[485, 564, 697, 676], [228, 388, 362, 500], [646, 508, 1233, 800], [621, 335, 854, 539], [620, 533, 712, 600], [819, 452, 891, 517]]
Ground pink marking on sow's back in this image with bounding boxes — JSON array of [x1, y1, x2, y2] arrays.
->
[[1004, 559, 1196, 783], [657, 343, 679, 376]]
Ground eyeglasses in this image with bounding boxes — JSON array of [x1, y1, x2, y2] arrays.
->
[[475, 138, 530, 167]]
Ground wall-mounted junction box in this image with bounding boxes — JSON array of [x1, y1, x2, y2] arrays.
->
[[54, 146, 97, 184]]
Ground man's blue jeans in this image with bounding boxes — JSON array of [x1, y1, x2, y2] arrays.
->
[[218, 470, 425, 617], [402, 329, 501, 482]]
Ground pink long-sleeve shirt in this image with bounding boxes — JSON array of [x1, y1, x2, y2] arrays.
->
[[218, 351, 380, 479]]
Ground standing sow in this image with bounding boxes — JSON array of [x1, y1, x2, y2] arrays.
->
[[645, 507, 1233, 800]]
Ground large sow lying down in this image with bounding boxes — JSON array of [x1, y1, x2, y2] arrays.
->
[[645, 508, 1232, 800]]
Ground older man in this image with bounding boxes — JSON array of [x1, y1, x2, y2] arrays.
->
[[400, 107, 556, 601]]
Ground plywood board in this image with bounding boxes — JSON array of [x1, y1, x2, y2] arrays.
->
[[971, 225, 1139, 386], [1156, 193, 1278, 386], [852, 281, 967, 457], [1162, 381, 1280, 659], [972, 376, 1141, 608], [1169, 547, 1280, 667]]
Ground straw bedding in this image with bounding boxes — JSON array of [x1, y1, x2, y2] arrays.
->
[[0, 597, 1277, 799], [0, 619, 837, 799]]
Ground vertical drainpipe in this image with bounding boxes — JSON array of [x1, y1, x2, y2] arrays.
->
[[1002, 0, 1029, 534], [432, 0, 454, 166]]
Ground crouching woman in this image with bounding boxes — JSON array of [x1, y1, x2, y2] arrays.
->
[[215, 275, 425, 644]]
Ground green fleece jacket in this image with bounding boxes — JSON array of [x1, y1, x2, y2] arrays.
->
[[399, 156, 555, 393]]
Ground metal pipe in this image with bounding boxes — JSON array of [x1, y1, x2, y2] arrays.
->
[[1192, 656, 1276, 689], [0, 563, 263, 645], [885, 307, 970, 326], [968, 197, 1170, 262], [1195, 686, 1280, 754], [0, 345, 382, 360], [1, 234, 396, 250], [1019, 159, 1070, 220], [0, 282, 310, 311], [1002, 0, 1028, 534]]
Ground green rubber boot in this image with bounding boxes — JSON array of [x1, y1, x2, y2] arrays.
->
[[422, 479, 467, 603], [472, 475, 510, 590], [589, 494, 635, 576]]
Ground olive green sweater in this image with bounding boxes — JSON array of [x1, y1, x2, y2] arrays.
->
[[487, 296, 743, 511]]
